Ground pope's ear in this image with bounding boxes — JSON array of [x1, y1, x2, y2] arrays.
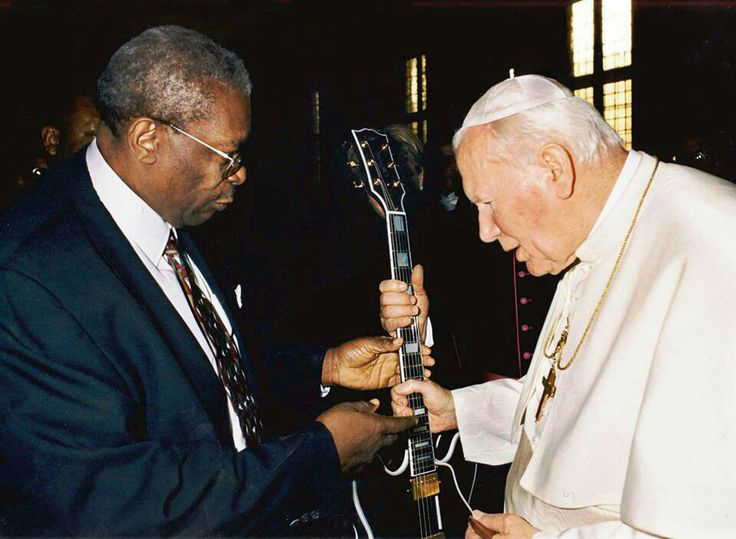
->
[[539, 143, 575, 200], [127, 118, 160, 165]]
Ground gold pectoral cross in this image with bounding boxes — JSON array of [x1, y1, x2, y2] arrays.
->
[[534, 366, 557, 422]]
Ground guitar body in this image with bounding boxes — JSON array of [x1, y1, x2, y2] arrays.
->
[[351, 438, 487, 538]]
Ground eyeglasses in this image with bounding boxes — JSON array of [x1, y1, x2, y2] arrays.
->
[[160, 120, 243, 180]]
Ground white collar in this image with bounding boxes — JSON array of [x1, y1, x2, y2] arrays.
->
[[86, 139, 173, 266], [575, 150, 647, 263], [587, 150, 641, 237]]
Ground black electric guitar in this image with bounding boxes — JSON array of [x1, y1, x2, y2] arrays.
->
[[348, 128, 445, 539]]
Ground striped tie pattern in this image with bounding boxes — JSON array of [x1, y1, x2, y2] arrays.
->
[[164, 231, 262, 446]]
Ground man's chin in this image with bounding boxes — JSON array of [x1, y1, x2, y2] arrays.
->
[[525, 264, 550, 277], [182, 209, 216, 228], [525, 257, 577, 276], [523, 259, 555, 277]]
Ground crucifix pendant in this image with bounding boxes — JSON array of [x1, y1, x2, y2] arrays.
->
[[535, 366, 557, 422]]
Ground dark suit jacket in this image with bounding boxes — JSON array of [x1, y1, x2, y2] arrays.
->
[[0, 151, 341, 536]]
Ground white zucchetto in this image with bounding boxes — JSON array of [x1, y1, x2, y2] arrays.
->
[[453, 74, 573, 148]]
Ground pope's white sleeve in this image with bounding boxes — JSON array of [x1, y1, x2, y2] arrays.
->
[[452, 377, 523, 466], [533, 520, 662, 539]]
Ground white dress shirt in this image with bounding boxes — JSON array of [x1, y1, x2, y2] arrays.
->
[[86, 140, 248, 451]]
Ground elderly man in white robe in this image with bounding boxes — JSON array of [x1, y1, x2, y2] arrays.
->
[[380, 74, 736, 538]]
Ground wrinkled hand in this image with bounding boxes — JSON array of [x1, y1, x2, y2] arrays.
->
[[391, 378, 457, 433], [322, 336, 434, 390], [317, 399, 418, 474], [466, 511, 539, 539], [379, 265, 429, 340]]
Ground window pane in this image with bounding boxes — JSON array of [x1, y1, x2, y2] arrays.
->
[[574, 86, 595, 106], [603, 79, 632, 148], [406, 57, 418, 113], [570, 0, 594, 77], [602, 0, 632, 71], [420, 54, 427, 111]]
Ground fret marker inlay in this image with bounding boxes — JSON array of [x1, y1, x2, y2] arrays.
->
[[392, 215, 405, 231], [405, 342, 419, 353]]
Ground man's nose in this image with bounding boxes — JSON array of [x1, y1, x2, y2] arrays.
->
[[228, 164, 247, 186], [478, 207, 500, 243]]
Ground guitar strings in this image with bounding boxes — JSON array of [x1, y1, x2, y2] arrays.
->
[[390, 160, 433, 538], [365, 133, 437, 537]]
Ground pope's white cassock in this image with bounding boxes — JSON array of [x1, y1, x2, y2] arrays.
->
[[453, 150, 736, 538]]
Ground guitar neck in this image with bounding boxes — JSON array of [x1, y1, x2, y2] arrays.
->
[[385, 211, 444, 538], [349, 128, 443, 538]]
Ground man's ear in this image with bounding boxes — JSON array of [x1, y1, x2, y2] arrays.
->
[[127, 118, 160, 165], [539, 143, 575, 200], [41, 126, 60, 157]]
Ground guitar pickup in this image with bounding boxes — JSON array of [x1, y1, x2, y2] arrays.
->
[[410, 471, 440, 501]]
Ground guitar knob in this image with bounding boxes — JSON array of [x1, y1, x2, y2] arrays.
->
[[352, 179, 365, 189]]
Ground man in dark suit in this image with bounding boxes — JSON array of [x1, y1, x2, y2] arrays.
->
[[0, 25, 426, 536]]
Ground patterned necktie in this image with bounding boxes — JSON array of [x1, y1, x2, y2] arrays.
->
[[164, 230, 262, 446]]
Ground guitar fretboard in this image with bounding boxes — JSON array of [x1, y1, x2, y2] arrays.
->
[[386, 211, 437, 478]]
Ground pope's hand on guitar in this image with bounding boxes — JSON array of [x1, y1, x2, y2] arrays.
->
[[379, 264, 429, 341], [380, 265, 459, 434], [317, 399, 418, 474], [391, 378, 458, 433]]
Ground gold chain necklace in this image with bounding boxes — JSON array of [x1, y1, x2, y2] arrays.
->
[[534, 158, 660, 422]]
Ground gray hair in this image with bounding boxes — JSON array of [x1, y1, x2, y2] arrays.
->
[[384, 124, 425, 190], [96, 25, 252, 136], [486, 96, 624, 166]]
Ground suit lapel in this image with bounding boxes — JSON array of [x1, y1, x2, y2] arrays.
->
[[66, 152, 232, 446]]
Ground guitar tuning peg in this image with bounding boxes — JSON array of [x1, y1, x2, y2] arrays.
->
[[347, 160, 359, 168], [381, 143, 389, 151], [387, 161, 397, 169], [392, 180, 401, 187], [373, 178, 382, 186], [367, 159, 375, 166], [352, 179, 365, 189], [361, 141, 369, 148]]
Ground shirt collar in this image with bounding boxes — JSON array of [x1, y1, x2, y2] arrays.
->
[[575, 150, 655, 263], [86, 138, 173, 266], [587, 150, 641, 236]]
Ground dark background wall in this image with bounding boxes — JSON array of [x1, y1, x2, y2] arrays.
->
[[1, 0, 734, 369]]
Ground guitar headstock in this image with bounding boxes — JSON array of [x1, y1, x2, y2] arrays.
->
[[347, 128, 406, 216]]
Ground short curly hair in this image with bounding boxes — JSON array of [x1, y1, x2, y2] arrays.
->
[[96, 25, 252, 136]]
